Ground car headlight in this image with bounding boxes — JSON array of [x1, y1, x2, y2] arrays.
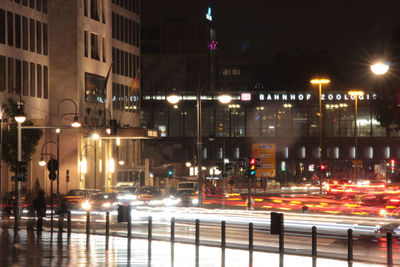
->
[[82, 201, 91, 210], [192, 198, 199, 205], [164, 197, 181, 206], [102, 202, 111, 208]]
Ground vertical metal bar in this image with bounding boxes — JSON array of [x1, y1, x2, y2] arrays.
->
[[195, 219, 200, 246], [86, 211, 90, 235], [148, 216, 152, 241], [170, 217, 175, 243], [127, 205, 132, 239], [58, 215, 63, 233], [347, 229, 353, 262], [221, 220, 226, 248], [106, 211, 110, 236], [50, 180, 53, 232], [279, 231, 284, 254], [249, 223, 253, 250], [312, 226, 317, 257], [387, 232, 393, 266], [67, 211, 71, 235]]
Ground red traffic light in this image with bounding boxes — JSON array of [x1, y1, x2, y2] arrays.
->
[[320, 164, 326, 170], [250, 158, 256, 164]]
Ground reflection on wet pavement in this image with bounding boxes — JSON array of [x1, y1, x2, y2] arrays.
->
[[0, 228, 384, 267]]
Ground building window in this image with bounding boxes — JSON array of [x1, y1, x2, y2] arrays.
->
[[36, 64, 42, 97], [22, 0, 28, 6], [15, 59, 21, 92], [84, 0, 88, 16], [85, 72, 105, 103], [43, 0, 47, 13], [43, 23, 47, 55], [29, 18, 35, 52], [22, 16, 28, 50], [0, 56, 5, 91], [90, 0, 99, 21], [29, 0, 34, 9], [7, 58, 13, 91], [36, 0, 41, 11], [112, 47, 115, 73], [102, 0, 105, 23], [112, 13, 115, 39], [36, 21, 41, 54], [0, 9, 5, 44], [7, 12, 13, 46], [90, 33, 99, 60], [84, 30, 88, 57], [22, 60, 28, 96], [15, 14, 21, 48], [43, 65, 48, 99], [102, 36, 106, 62], [30, 62, 35, 96]]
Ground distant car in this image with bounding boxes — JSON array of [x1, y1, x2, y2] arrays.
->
[[131, 186, 163, 206], [87, 192, 118, 212], [174, 189, 199, 207], [63, 189, 100, 211]]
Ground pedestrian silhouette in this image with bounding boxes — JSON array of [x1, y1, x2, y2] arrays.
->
[[33, 189, 46, 231]]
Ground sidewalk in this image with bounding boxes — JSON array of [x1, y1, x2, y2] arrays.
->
[[0, 228, 384, 267]]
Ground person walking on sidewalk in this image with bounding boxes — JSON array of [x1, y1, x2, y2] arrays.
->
[[33, 189, 46, 231]]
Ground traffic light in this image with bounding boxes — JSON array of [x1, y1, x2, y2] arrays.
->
[[249, 158, 257, 177], [391, 159, 396, 174], [17, 161, 27, 182], [168, 167, 173, 177], [319, 164, 326, 171]]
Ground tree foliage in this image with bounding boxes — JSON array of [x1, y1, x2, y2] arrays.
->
[[1, 97, 43, 172]]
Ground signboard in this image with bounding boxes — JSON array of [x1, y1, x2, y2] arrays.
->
[[252, 144, 276, 177]]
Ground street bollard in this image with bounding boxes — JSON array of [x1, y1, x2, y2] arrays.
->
[[106, 211, 110, 236], [67, 211, 71, 235], [171, 217, 175, 243], [347, 229, 353, 262], [387, 232, 393, 266], [148, 216, 152, 241], [249, 223, 254, 250], [58, 215, 64, 233], [221, 221, 226, 248], [195, 219, 200, 246], [86, 211, 90, 235], [127, 205, 132, 239], [312, 226, 317, 257]]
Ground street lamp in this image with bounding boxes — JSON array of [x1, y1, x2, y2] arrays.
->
[[167, 91, 231, 207], [56, 99, 81, 194], [370, 62, 389, 75], [348, 90, 365, 182], [14, 102, 25, 232], [310, 78, 330, 195]]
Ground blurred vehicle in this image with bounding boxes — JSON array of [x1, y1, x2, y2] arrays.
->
[[115, 186, 138, 194], [131, 186, 163, 206], [174, 189, 198, 207], [177, 182, 198, 192], [63, 189, 100, 211], [85, 192, 118, 212]]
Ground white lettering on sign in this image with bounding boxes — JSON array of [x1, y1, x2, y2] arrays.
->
[[259, 93, 377, 102]]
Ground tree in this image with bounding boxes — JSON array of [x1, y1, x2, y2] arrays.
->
[[1, 97, 42, 172]]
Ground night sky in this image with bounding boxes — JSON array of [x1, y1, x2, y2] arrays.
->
[[142, 1, 400, 87]]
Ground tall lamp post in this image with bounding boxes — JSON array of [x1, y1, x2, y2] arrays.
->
[[56, 99, 81, 194], [310, 78, 330, 195], [167, 92, 231, 207], [0, 108, 5, 218], [348, 90, 364, 182]]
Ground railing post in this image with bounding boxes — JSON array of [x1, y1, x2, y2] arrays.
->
[[106, 211, 110, 236], [58, 215, 64, 233], [249, 222, 254, 250], [387, 232, 393, 266], [148, 216, 152, 241], [67, 211, 71, 235], [171, 217, 175, 243], [195, 219, 200, 246], [312, 226, 317, 257], [221, 220, 226, 248], [347, 229, 353, 262], [86, 211, 90, 235], [127, 205, 132, 239]]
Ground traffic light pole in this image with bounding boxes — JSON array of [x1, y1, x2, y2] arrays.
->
[[14, 122, 22, 233]]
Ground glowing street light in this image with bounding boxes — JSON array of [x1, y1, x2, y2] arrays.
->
[[370, 62, 389, 75]]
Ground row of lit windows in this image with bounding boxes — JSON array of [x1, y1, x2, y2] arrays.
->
[[84, 0, 106, 24], [0, 55, 48, 99], [112, 12, 139, 47], [84, 31, 106, 62], [112, 82, 139, 112], [112, 47, 139, 78], [9, 0, 48, 14], [0, 9, 48, 55], [112, 0, 140, 14]]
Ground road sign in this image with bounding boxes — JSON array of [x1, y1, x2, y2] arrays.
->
[[252, 144, 276, 177]]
